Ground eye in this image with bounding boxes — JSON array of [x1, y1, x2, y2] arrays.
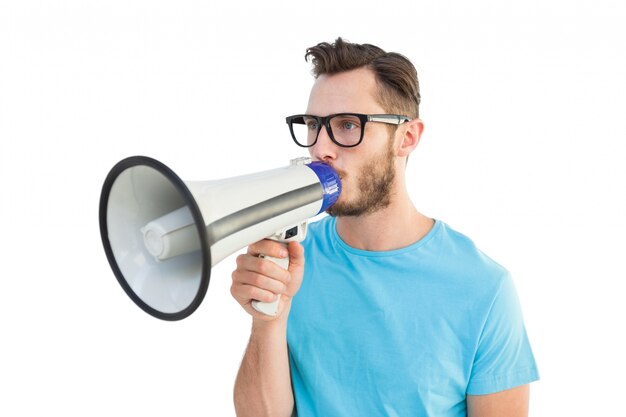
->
[[343, 121, 357, 130], [335, 117, 360, 131], [304, 118, 319, 131]]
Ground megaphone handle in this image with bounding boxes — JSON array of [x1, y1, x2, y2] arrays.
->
[[251, 222, 308, 316], [251, 253, 289, 316]]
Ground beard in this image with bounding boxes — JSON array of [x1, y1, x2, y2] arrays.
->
[[326, 143, 396, 217]]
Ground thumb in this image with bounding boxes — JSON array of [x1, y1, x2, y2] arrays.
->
[[287, 241, 305, 272], [285, 241, 305, 294]]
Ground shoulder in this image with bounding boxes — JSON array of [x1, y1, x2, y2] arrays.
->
[[437, 222, 503, 266], [431, 221, 512, 295]]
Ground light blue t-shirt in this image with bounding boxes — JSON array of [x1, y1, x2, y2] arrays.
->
[[287, 217, 538, 417]]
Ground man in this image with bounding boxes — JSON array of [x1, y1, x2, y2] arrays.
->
[[231, 38, 538, 417]]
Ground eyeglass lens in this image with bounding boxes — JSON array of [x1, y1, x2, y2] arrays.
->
[[291, 114, 363, 147]]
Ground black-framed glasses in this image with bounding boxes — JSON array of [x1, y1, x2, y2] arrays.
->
[[286, 113, 410, 148]]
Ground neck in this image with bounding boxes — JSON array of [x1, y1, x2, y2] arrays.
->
[[334, 190, 434, 252]]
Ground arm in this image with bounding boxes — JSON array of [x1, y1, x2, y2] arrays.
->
[[467, 384, 529, 417], [234, 311, 294, 417], [467, 273, 538, 415], [231, 241, 305, 417]]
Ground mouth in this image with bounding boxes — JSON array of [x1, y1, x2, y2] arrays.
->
[[314, 160, 346, 182], [328, 165, 346, 180]]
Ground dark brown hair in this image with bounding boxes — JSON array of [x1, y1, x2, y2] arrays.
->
[[305, 37, 421, 118]]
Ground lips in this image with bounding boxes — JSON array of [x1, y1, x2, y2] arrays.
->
[[328, 165, 347, 180]]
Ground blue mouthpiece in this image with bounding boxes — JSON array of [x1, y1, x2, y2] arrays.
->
[[306, 161, 342, 214]]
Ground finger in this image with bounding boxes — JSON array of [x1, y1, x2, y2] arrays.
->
[[231, 283, 278, 304], [247, 239, 289, 259], [248, 271, 287, 295], [235, 254, 291, 285]]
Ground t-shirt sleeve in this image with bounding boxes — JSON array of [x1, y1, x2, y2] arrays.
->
[[466, 272, 540, 395]]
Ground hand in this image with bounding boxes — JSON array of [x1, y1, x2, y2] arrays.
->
[[231, 240, 305, 321]]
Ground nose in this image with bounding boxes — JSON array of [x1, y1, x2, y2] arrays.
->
[[309, 124, 337, 163]]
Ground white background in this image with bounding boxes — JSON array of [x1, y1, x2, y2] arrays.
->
[[1, 0, 625, 415]]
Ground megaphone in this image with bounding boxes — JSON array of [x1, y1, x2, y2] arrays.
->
[[99, 156, 341, 321]]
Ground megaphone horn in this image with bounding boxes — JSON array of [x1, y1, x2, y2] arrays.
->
[[99, 156, 341, 321]]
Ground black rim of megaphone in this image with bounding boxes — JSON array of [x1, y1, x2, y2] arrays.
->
[[99, 156, 211, 321]]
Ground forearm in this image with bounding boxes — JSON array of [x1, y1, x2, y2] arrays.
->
[[234, 313, 294, 417]]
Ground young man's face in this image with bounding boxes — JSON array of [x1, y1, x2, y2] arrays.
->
[[306, 67, 400, 217]]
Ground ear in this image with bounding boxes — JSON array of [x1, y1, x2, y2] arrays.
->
[[396, 118, 424, 158]]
